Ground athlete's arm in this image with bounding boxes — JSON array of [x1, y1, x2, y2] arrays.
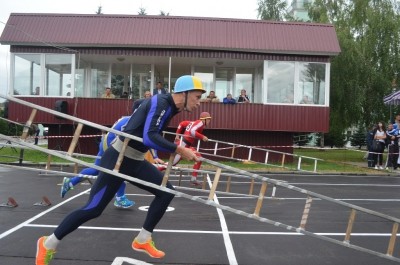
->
[[143, 96, 178, 153]]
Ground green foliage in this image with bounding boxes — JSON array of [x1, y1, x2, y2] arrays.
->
[[350, 125, 367, 149], [306, 0, 400, 141], [316, 130, 346, 148], [257, 0, 287, 21], [138, 7, 147, 15], [96, 6, 103, 15]]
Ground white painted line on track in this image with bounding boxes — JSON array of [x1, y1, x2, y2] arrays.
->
[[206, 175, 238, 265], [111, 257, 153, 265], [0, 189, 91, 240]]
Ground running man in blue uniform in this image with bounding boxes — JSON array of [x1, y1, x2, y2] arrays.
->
[[60, 116, 134, 208], [36, 75, 206, 264]]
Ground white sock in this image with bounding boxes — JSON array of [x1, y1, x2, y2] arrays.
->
[[136, 228, 152, 243], [44, 234, 60, 250]]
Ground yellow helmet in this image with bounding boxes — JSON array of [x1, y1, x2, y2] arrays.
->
[[174, 75, 206, 94]]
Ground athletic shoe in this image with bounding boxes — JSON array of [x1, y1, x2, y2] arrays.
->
[[132, 238, 165, 258], [379, 166, 384, 170], [374, 166, 378, 169], [60, 177, 73, 198], [114, 195, 135, 208], [36, 236, 56, 265]]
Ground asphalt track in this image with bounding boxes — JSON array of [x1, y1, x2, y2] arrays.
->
[[1, 165, 400, 265]]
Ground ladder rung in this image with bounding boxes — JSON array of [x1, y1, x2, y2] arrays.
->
[[253, 181, 267, 216], [208, 167, 222, 200], [344, 209, 357, 243], [161, 153, 176, 187], [113, 138, 130, 172], [225, 176, 232, 193], [299, 196, 313, 229], [249, 178, 255, 195], [387, 222, 399, 256], [67, 123, 83, 156], [21, 109, 38, 140]]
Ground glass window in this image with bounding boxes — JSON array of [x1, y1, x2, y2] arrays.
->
[[111, 63, 131, 98], [194, 66, 213, 95], [75, 59, 88, 97], [45, 54, 73, 96], [91, 63, 109, 98], [267, 61, 295, 104], [131, 64, 151, 100], [235, 68, 254, 102], [298, 62, 326, 105], [13, 54, 41, 96], [215, 67, 234, 101]]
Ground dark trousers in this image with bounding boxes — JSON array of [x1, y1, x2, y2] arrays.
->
[[387, 144, 399, 169], [54, 147, 175, 240], [34, 129, 40, 145], [372, 142, 385, 166]]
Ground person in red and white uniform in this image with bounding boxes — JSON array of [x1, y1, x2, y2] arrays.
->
[[173, 112, 212, 186]]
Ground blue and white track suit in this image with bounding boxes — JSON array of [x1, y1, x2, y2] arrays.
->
[[54, 94, 179, 239]]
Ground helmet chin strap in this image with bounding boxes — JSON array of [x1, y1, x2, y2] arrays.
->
[[183, 91, 189, 111]]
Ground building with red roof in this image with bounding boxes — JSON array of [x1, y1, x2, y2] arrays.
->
[[0, 13, 340, 159]]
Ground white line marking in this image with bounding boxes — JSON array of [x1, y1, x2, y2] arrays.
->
[[0, 189, 91, 240], [111, 257, 153, 265], [206, 175, 238, 265]]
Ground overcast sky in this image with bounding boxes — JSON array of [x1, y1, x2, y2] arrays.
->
[[0, 0, 260, 98]]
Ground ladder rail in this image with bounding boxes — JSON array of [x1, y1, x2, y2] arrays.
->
[[1, 95, 144, 145], [3, 96, 400, 262], [203, 157, 400, 224], [1, 134, 400, 263]]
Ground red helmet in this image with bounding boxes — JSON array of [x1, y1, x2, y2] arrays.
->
[[199, 112, 212, 120]]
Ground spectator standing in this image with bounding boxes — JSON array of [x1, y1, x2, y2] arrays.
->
[[153, 81, 166, 95], [31, 123, 40, 145], [366, 124, 375, 168], [373, 121, 387, 169], [386, 123, 399, 170], [101, 87, 115, 99], [223, 93, 236, 104], [394, 113, 400, 128], [237, 89, 250, 103]]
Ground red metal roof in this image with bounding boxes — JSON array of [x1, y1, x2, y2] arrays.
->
[[0, 13, 340, 56]]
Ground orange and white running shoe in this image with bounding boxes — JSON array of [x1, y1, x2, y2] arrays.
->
[[132, 237, 165, 259], [36, 236, 56, 265]]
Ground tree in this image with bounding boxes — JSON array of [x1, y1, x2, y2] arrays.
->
[[96, 6, 103, 15], [307, 0, 400, 143], [160, 11, 170, 16], [138, 7, 147, 15], [350, 125, 367, 149], [257, 0, 287, 21]]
